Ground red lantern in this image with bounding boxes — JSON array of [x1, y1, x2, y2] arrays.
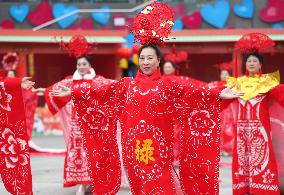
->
[[132, 44, 142, 54], [116, 47, 133, 69], [116, 47, 133, 59]]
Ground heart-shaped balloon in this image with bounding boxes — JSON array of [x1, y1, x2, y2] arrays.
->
[[9, 4, 29, 23], [0, 20, 14, 29], [52, 3, 78, 29], [70, 18, 94, 30], [200, 0, 230, 28], [172, 19, 183, 30], [260, 0, 284, 22], [91, 5, 111, 25], [233, 0, 254, 19], [182, 11, 202, 29], [28, 2, 53, 26], [272, 23, 283, 29], [173, 3, 187, 19]]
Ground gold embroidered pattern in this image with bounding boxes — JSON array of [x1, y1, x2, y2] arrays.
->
[[226, 71, 280, 100]]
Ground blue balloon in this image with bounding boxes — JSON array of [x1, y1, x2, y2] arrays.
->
[[9, 4, 29, 23], [234, 0, 254, 19], [53, 3, 79, 29], [172, 19, 183, 30], [91, 5, 111, 25], [272, 23, 283, 29], [124, 33, 135, 49], [201, 0, 230, 29]]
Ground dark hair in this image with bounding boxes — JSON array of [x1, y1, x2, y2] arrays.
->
[[163, 61, 178, 69], [220, 69, 232, 76], [138, 44, 162, 60], [162, 61, 179, 75], [76, 55, 92, 65], [243, 52, 264, 66]]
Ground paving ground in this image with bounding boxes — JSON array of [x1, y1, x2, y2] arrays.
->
[[0, 135, 232, 195]]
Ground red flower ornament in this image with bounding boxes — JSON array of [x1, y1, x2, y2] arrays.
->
[[132, 2, 174, 46]]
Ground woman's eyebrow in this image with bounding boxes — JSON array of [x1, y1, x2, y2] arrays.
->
[[140, 55, 154, 57]]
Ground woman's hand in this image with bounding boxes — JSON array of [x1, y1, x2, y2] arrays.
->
[[21, 77, 35, 90], [50, 85, 71, 97], [220, 87, 244, 99], [32, 88, 46, 96]]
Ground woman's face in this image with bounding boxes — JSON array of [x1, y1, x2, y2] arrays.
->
[[76, 57, 91, 76], [220, 70, 230, 81], [163, 62, 176, 75], [245, 55, 261, 74], [139, 47, 160, 76], [7, 70, 16, 78]]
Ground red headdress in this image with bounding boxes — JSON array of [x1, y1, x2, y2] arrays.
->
[[235, 32, 275, 53], [132, 2, 174, 46], [213, 61, 233, 71], [164, 44, 188, 64], [59, 35, 95, 58], [1, 52, 19, 71]]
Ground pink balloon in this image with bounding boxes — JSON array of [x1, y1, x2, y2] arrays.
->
[[260, 0, 284, 22]]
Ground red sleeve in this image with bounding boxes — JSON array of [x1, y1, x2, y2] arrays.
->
[[269, 84, 284, 107], [179, 76, 207, 87], [220, 99, 235, 111], [209, 83, 235, 111], [23, 89, 39, 140], [72, 78, 127, 120], [44, 79, 72, 115], [0, 77, 33, 194], [179, 86, 221, 195], [71, 79, 123, 194]]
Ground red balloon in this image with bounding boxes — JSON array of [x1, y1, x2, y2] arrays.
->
[[70, 18, 94, 30], [0, 20, 14, 29], [182, 11, 202, 29], [260, 0, 284, 22], [28, 1, 53, 26]]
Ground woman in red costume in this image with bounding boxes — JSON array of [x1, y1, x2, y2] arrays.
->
[[226, 32, 284, 195], [46, 35, 119, 195], [162, 60, 206, 165], [6, 69, 40, 142], [163, 44, 206, 87], [209, 62, 232, 89], [0, 74, 35, 194], [209, 62, 235, 156], [162, 60, 178, 76], [52, 2, 242, 194], [2, 53, 39, 142]]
